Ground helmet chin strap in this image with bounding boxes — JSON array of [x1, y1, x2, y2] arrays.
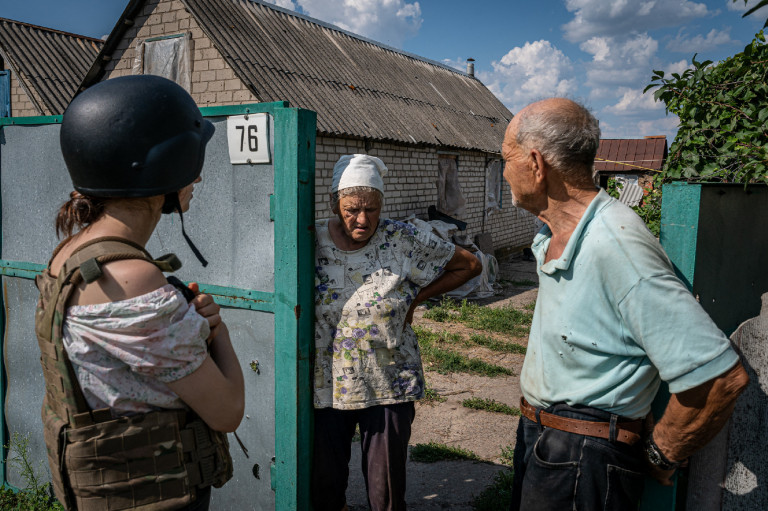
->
[[162, 192, 209, 267]]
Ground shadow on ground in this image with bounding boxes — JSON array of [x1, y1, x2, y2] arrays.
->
[[346, 441, 510, 510]]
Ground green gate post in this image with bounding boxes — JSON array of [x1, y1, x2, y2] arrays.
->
[[645, 181, 768, 510], [273, 107, 316, 511], [639, 182, 702, 511]]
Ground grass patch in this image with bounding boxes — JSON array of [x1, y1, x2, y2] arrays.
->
[[468, 334, 526, 354], [422, 384, 447, 405], [462, 397, 521, 416], [410, 442, 480, 463], [424, 298, 532, 337], [415, 327, 513, 377], [472, 469, 515, 510], [1, 433, 65, 510], [500, 445, 515, 467], [524, 302, 536, 311], [510, 279, 536, 287], [422, 304, 452, 322]]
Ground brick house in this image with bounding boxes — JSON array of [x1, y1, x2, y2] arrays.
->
[[79, 0, 537, 255], [594, 136, 668, 205], [0, 17, 102, 117]]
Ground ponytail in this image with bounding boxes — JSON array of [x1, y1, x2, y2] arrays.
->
[[55, 191, 105, 238]]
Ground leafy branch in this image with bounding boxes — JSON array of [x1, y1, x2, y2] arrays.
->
[[645, 31, 768, 184], [733, 0, 768, 27]]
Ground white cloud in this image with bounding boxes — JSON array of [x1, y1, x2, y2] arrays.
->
[[262, 0, 298, 9], [563, 0, 711, 42], [477, 40, 576, 113], [581, 33, 659, 89], [580, 37, 610, 61], [289, 0, 423, 48], [666, 28, 737, 52], [442, 57, 468, 72], [603, 87, 664, 115], [666, 59, 692, 75], [599, 113, 679, 139]]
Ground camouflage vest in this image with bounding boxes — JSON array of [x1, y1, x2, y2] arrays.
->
[[34, 237, 232, 511]]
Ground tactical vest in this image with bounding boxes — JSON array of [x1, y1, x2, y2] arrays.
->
[[34, 236, 233, 511]]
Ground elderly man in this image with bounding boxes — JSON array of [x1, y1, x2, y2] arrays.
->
[[504, 98, 749, 510]]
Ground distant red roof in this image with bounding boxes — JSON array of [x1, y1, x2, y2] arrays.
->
[[595, 136, 667, 172]]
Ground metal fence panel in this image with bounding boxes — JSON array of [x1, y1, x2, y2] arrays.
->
[[0, 103, 316, 510], [2, 276, 49, 488]]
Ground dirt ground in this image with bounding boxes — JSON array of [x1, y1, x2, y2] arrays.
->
[[345, 254, 539, 510]]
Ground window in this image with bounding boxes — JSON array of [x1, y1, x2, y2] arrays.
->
[[437, 154, 466, 217], [133, 33, 192, 91], [485, 158, 503, 216]]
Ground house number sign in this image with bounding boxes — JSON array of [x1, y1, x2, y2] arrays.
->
[[227, 113, 271, 164]]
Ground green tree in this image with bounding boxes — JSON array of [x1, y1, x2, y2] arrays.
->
[[645, 31, 768, 185]]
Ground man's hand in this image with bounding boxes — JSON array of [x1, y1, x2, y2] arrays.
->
[[189, 282, 223, 343], [651, 362, 748, 468]]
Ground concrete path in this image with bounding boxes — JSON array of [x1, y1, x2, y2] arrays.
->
[[345, 442, 507, 510]]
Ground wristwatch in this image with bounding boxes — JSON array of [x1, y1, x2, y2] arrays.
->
[[645, 435, 681, 471]]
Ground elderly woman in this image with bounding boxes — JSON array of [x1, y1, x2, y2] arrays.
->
[[312, 154, 482, 511]]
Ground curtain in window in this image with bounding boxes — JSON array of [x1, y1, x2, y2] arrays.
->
[[133, 34, 192, 92], [437, 155, 466, 217]]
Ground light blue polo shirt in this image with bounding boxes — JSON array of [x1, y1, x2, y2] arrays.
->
[[521, 190, 739, 419]]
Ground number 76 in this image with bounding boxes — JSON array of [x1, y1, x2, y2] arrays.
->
[[235, 125, 259, 152]]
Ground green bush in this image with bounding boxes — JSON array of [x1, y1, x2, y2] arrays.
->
[[646, 31, 768, 185]]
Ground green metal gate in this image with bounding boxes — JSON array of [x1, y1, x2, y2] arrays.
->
[[0, 102, 316, 510]]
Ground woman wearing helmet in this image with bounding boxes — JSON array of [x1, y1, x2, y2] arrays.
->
[[35, 75, 244, 510]]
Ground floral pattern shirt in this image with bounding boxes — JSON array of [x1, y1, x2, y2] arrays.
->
[[62, 284, 210, 416], [314, 218, 455, 410]]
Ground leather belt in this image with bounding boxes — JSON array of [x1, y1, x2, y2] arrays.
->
[[520, 398, 643, 445]]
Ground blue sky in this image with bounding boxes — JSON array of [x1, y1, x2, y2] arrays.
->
[[2, 0, 765, 141]]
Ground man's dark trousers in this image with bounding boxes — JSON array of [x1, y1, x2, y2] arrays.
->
[[510, 402, 646, 510]]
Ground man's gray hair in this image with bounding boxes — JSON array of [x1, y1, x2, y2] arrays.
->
[[516, 101, 601, 183]]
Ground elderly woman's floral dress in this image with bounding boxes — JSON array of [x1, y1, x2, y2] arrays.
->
[[314, 218, 455, 410]]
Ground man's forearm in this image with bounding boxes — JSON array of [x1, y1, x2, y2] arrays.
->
[[652, 361, 749, 463]]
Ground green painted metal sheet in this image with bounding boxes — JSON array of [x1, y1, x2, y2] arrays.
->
[[272, 107, 316, 511], [200, 102, 290, 117], [659, 182, 701, 290], [0, 115, 62, 126], [0, 260, 276, 312]]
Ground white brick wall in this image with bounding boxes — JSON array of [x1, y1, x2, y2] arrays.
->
[[102, 0, 258, 106], [10, 70, 43, 117]]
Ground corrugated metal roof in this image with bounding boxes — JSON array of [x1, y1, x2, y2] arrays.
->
[[595, 136, 667, 173], [0, 17, 102, 115], [82, 0, 511, 153]]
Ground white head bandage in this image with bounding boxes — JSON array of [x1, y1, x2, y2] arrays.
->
[[331, 154, 388, 194]]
